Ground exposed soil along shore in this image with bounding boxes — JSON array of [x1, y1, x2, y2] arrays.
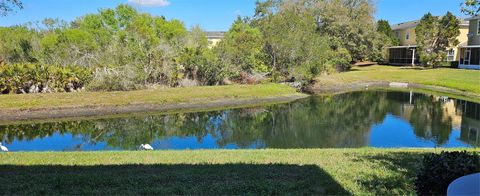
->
[[0, 94, 309, 123], [304, 81, 480, 102]]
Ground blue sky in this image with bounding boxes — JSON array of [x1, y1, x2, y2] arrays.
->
[[0, 0, 470, 31]]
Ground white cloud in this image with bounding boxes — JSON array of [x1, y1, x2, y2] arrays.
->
[[234, 10, 242, 16], [128, 0, 171, 7]]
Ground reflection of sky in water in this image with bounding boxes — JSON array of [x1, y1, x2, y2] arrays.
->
[[369, 114, 471, 148], [7, 133, 114, 151], [1, 91, 478, 151], [6, 133, 265, 151]]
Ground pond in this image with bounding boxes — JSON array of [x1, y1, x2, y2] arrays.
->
[[1, 90, 479, 151]]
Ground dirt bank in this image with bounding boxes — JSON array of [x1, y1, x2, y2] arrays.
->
[[304, 81, 480, 101], [0, 94, 309, 123]]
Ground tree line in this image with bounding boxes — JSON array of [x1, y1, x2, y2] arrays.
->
[[0, 0, 448, 94]]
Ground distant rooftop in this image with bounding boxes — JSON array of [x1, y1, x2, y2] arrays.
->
[[392, 18, 469, 31], [205, 31, 225, 39]]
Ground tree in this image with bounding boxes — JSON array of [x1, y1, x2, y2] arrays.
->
[[216, 16, 265, 75], [252, 0, 352, 82], [415, 12, 460, 68], [0, 0, 22, 16], [461, 0, 480, 16], [377, 20, 399, 46], [314, 0, 380, 62], [375, 20, 400, 62]]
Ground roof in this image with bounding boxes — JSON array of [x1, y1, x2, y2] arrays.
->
[[459, 44, 480, 48], [391, 18, 469, 31], [391, 20, 420, 31], [205, 31, 225, 39], [388, 45, 417, 49], [466, 15, 480, 21]]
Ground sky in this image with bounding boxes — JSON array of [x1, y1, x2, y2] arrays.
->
[[0, 0, 471, 31]]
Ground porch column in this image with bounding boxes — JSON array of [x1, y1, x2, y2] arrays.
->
[[411, 48, 416, 66]]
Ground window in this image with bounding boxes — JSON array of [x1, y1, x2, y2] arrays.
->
[[478, 20, 480, 34], [406, 31, 410, 40], [446, 49, 455, 61]]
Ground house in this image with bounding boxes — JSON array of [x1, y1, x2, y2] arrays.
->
[[458, 15, 480, 70], [388, 19, 469, 65], [205, 31, 225, 48]]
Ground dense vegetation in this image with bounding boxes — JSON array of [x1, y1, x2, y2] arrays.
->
[[0, 0, 394, 94], [415, 151, 480, 195]]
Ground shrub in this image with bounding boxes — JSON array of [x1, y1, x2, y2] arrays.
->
[[0, 63, 92, 94], [450, 61, 459, 68], [87, 66, 141, 92], [415, 151, 480, 195]]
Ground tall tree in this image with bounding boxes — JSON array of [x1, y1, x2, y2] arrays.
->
[[216, 16, 265, 74], [461, 0, 480, 16], [415, 12, 460, 68], [377, 20, 399, 46], [0, 0, 22, 16], [315, 0, 379, 62]]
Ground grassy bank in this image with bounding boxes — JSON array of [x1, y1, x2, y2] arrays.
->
[[1, 148, 477, 195], [314, 65, 480, 94], [0, 83, 301, 110]]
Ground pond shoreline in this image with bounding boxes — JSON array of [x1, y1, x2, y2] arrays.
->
[[2, 81, 478, 123], [0, 94, 308, 123], [305, 81, 480, 102]]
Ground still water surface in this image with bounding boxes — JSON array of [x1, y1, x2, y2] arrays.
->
[[1, 90, 479, 151]]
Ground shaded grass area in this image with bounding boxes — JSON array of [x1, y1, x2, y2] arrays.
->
[[0, 84, 300, 110], [1, 149, 478, 195], [315, 65, 480, 94], [0, 164, 340, 195]]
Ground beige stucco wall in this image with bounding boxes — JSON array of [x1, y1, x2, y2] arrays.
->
[[393, 25, 469, 61], [454, 27, 470, 60], [208, 38, 222, 48], [394, 28, 417, 46]]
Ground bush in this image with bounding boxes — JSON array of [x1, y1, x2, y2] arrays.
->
[[0, 63, 92, 94], [415, 151, 480, 195], [87, 66, 141, 92], [450, 61, 459, 68]]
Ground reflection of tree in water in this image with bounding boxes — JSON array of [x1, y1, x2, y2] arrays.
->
[[0, 91, 478, 149], [406, 94, 453, 146]]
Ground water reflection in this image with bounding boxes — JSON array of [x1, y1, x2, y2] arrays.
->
[[0, 91, 479, 151]]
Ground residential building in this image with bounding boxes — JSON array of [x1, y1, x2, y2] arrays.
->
[[458, 15, 480, 70], [205, 31, 225, 48], [388, 19, 469, 65]]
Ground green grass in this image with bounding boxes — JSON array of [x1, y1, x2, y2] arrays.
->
[[1, 148, 478, 195], [0, 83, 301, 110], [315, 65, 480, 94]]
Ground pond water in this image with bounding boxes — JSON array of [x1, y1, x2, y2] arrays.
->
[[1, 90, 479, 151]]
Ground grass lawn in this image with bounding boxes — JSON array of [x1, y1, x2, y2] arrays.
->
[[315, 65, 480, 94], [0, 83, 300, 110], [1, 148, 477, 195]]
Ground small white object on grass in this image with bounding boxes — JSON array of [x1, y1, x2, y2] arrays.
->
[[389, 82, 409, 88], [139, 144, 154, 151], [0, 143, 8, 152]]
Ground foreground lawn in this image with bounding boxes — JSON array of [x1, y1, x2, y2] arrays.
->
[[315, 65, 480, 94], [1, 148, 477, 195], [0, 83, 300, 110]]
